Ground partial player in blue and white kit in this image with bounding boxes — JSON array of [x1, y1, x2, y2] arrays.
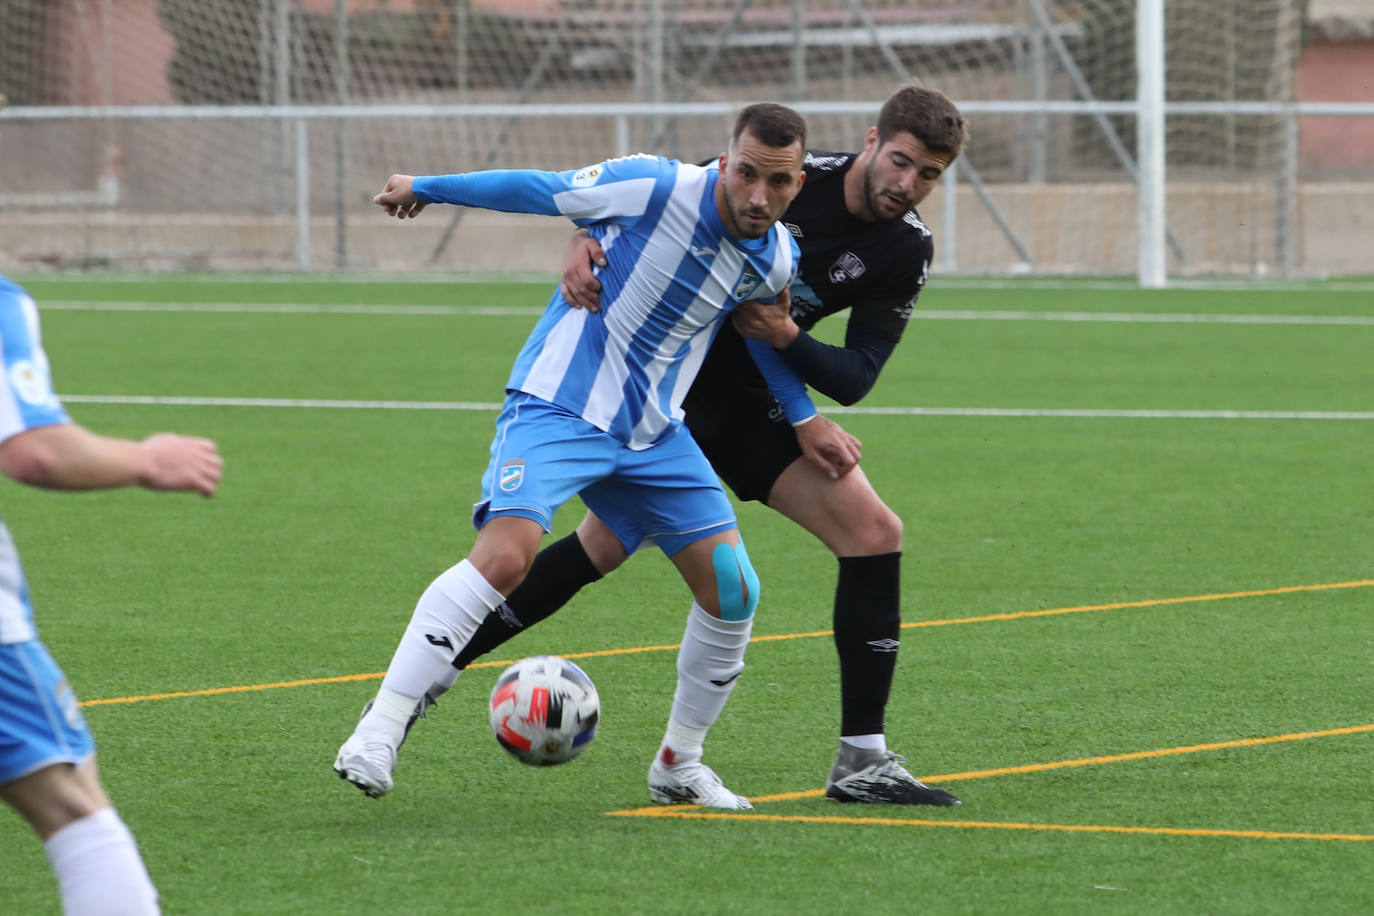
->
[[0, 275, 223, 915], [335, 103, 858, 809]]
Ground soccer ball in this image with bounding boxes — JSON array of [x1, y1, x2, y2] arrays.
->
[[488, 655, 600, 766]]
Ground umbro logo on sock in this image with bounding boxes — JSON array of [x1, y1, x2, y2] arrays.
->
[[425, 634, 454, 650], [867, 638, 900, 652], [710, 672, 742, 687], [495, 602, 523, 629]]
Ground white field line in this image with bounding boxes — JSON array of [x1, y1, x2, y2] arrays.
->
[[56, 395, 1374, 420], [916, 310, 1374, 326], [38, 299, 1374, 326], [41, 300, 543, 316], [20, 273, 1374, 293]]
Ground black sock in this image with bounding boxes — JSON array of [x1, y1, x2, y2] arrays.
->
[[451, 532, 603, 669], [833, 552, 902, 737]]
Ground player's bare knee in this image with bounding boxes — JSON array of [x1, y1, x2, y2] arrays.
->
[[833, 502, 902, 556], [1, 764, 108, 837], [471, 541, 536, 594], [869, 505, 903, 553], [711, 541, 760, 621]]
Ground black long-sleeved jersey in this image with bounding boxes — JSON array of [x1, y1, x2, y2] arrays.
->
[[687, 149, 932, 409]]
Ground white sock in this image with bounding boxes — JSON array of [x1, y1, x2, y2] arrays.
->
[[44, 807, 159, 916], [658, 718, 709, 767], [431, 664, 462, 697], [667, 601, 753, 737], [841, 734, 886, 752], [359, 559, 499, 739]]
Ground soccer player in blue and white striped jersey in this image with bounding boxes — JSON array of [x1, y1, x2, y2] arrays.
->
[[0, 275, 223, 915], [336, 104, 858, 808]]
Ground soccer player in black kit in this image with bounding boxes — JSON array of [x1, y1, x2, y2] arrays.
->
[[432, 86, 968, 806]]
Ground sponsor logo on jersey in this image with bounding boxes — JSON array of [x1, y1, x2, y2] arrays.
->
[[690, 244, 717, 258], [803, 152, 849, 171], [903, 210, 932, 238], [892, 260, 928, 320], [784, 221, 803, 238], [7, 359, 57, 407], [733, 268, 763, 301], [828, 251, 866, 284], [571, 164, 604, 187], [499, 460, 525, 492], [788, 279, 821, 319]]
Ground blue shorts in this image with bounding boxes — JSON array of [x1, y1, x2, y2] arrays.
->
[[472, 393, 737, 557], [0, 640, 94, 785]]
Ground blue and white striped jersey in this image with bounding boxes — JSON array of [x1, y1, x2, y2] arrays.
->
[[0, 276, 70, 644], [414, 155, 813, 449]]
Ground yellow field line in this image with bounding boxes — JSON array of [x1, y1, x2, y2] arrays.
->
[[604, 809, 1374, 842], [751, 723, 1374, 802], [889, 579, 1374, 631], [608, 722, 1374, 842], [79, 577, 1374, 708]]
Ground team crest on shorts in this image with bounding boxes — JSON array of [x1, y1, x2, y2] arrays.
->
[[55, 678, 84, 727], [499, 460, 525, 492]]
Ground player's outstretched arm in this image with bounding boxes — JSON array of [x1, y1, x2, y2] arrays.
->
[[373, 174, 426, 219], [0, 424, 223, 497], [560, 229, 607, 312]]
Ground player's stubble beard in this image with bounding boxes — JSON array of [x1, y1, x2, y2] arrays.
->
[[861, 158, 912, 222], [723, 191, 775, 240]]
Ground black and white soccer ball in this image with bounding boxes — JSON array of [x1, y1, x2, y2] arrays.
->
[[488, 655, 600, 766]]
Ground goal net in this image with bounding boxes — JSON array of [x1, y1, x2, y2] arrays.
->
[[0, 0, 1358, 278]]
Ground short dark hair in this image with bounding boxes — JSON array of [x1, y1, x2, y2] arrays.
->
[[877, 86, 967, 161], [732, 102, 807, 152]]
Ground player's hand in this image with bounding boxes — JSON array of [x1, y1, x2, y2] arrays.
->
[[733, 289, 799, 349], [794, 414, 861, 480], [561, 230, 607, 312], [373, 174, 425, 219], [136, 434, 224, 497]]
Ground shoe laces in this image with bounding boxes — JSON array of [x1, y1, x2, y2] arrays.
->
[[874, 751, 908, 771], [666, 760, 722, 791], [864, 751, 922, 783]]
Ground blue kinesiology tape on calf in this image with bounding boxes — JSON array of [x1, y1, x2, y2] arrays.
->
[[711, 541, 760, 621]]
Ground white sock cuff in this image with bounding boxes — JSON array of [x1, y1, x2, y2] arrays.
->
[[686, 601, 753, 645], [441, 558, 507, 610], [45, 807, 159, 916], [45, 807, 127, 863]]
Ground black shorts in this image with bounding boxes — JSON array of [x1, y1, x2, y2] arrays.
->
[[683, 382, 802, 505]]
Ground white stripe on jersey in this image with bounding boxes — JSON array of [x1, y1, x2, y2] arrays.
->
[[588, 171, 710, 442], [519, 306, 589, 399], [0, 282, 67, 645], [650, 244, 752, 441], [553, 178, 657, 223], [0, 525, 33, 644]]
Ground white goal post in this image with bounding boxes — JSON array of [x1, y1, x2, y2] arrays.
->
[[1, 0, 1369, 282]]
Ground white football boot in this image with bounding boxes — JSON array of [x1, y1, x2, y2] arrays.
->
[[648, 753, 753, 810], [333, 732, 398, 798]]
